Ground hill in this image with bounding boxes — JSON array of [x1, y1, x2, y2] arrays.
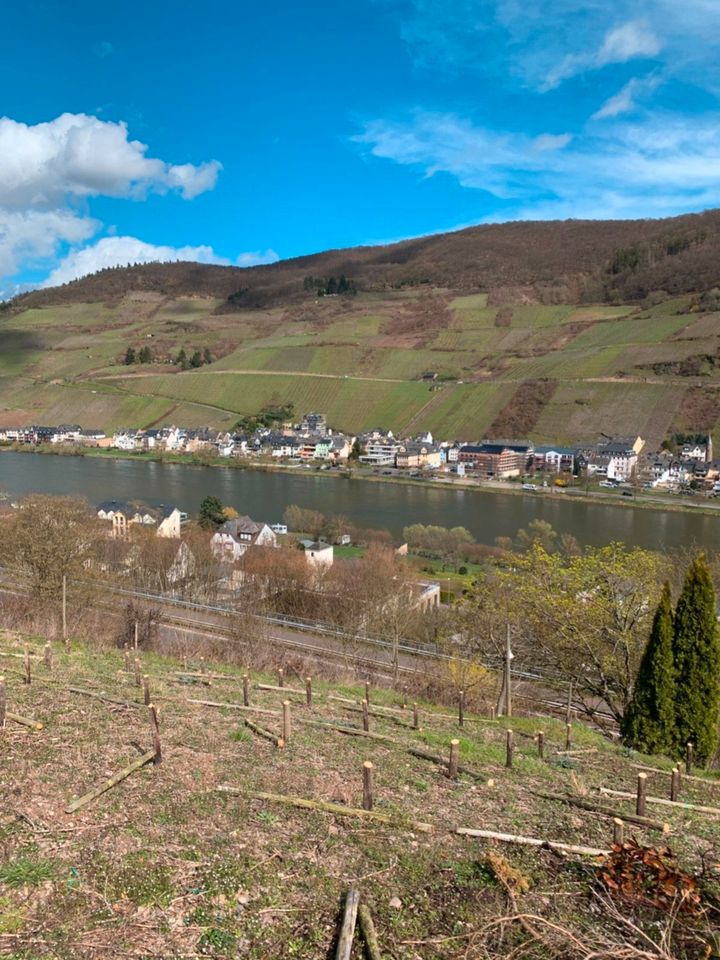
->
[[2, 211, 720, 444], [11, 209, 720, 310], [2, 630, 719, 958]]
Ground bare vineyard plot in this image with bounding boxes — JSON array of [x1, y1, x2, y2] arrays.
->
[[1, 633, 720, 959]]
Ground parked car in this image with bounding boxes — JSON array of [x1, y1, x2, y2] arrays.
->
[[522, 483, 538, 491]]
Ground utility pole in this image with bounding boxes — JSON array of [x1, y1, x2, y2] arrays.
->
[[504, 624, 513, 717], [62, 574, 68, 648]]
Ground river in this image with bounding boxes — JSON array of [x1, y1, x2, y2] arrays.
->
[[1, 451, 718, 552]]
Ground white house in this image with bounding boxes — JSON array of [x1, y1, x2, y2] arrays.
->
[[299, 540, 334, 567], [211, 516, 278, 561], [97, 501, 187, 538]]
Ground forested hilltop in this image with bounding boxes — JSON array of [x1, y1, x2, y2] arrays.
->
[[3, 210, 720, 445], [9, 208, 720, 310]]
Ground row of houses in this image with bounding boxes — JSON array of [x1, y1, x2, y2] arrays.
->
[[4, 414, 716, 491]]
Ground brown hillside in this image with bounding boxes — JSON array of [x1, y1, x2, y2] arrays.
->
[[10, 208, 720, 311]]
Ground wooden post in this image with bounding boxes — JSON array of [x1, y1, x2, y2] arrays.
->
[[243, 674, 250, 707], [148, 704, 162, 764], [142, 675, 151, 707], [504, 625, 513, 717], [636, 772, 648, 817], [506, 728, 514, 769], [490, 705, 497, 721], [362, 761, 374, 811], [0, 676, 5, 729], [133, 619, 139, 650], [62, 573, 68, 647], [565, 723, 572, 751], [458, 689, 465, 727], [305, 676, 312, 708], [282, 700, 291, 744], [412, 703, 420, 730], [686, 742, 694, 775], [361, 698, 370, 732], [44, 643, 52, 671], [336, 888, 360, 960], [613, 817, 624, 846], [23, 648, 31, 685], [133, 657, 142, 688], [566, 681, 574, 724], [364, 680, 370, 704], [448, 739, 460, 780], [278, 667, 284, 688], [123, 648, 130, 672], [670, 767, 680, 803], [537, 730, 545, 760]]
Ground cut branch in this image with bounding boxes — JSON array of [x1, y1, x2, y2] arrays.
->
[[455, 827, 606, 857], [66, 750, 156, 813], [335, 887, 360, 960], [531, 791, 669, 831], [245, 718, 284, 748], [217, 787, 434, 832]]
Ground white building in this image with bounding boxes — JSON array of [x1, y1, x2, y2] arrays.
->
[[211, 516, 278, 561]]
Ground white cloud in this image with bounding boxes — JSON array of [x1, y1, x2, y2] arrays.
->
[[0, 113, 220, 208], [533, 133, 572, 151], [390, 1, 714, 93], [236, 249, 280, 267], [597, 20, 660, 66], [41, 236, 229, 288], [356, 108, 720, 220], [543, 19, 661, 90], [0, 112, 223, 290], [592, 76, 660, 120]]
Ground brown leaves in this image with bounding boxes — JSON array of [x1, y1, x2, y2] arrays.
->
[[598, 838, 702, 916]]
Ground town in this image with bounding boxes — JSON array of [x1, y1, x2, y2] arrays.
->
[[1, 412, 718, 497]]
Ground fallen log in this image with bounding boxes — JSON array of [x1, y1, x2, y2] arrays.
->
[[358, 902, 382, 960], [329, 694, 405, 716], [66, 750, 156, 813], [407, 747, 487, 781], [256, 683, 306, 696], [630, 762, 720, 785], [217, 787, 434, 832], [68, 687, 142, 709], [245, 718, 284, 748], [599, 787, 720, 816], [300, 717, 398, 743], [6, 711, 44, 731], [185, 698, 277, 718], [339, 705, 413, 728], [336, 888, 360, 960], [455, 827, 606, 857], [531, 791, 669, 832]]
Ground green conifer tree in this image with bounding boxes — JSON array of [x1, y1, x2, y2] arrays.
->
[[621, 582, 676, 754], [198, 495, 225, 530], [672, 554, 720, 764]]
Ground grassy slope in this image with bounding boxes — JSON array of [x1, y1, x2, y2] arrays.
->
[[1, 289, 719, 443], [2, 632, 719, 958]]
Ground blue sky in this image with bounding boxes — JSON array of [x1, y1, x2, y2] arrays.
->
[[2, 0, 720, 294]]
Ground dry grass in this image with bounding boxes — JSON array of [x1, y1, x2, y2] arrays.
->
[[0, 630, 719, 959]]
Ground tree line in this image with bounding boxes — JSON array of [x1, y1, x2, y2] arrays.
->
[[123, 346, 213, 368]]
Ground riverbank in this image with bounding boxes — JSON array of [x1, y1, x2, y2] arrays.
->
[[3, 441, 720, 521]]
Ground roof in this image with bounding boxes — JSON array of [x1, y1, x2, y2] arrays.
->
[[299, 539, 332, 551], [535, 445, 576, 456], [97, 500, 179, 521], [215, 516, 270, 542]]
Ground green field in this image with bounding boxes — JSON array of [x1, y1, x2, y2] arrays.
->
[[1, 288, 720, 445]]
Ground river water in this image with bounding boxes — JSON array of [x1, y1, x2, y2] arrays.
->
[[1, 451, 718, 552]]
